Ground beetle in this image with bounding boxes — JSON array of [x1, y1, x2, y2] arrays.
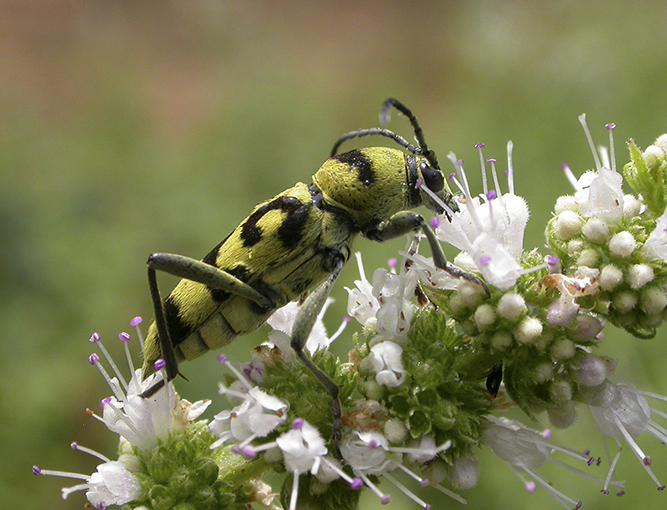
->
[[140, 98, 488, 446]]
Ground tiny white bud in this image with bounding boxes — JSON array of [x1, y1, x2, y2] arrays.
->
[[653, 133, 667, 151], [448, 292, 467, 316], [547, 296, 578, 328], [640, 286, 667, 316], [574, 355, 607, 387], [551, 338, 576, 360], [515, 317, 543, 345], [599, 264, 623, 291], [571, 314, 603, 342], [448, 457, 480, 490], [622, 194, 642, 218], [582, 217, 609, 243], [547, 401, 577, 429], [554, 195, 579, 214], [626, 263, 654, 289], [550, 380, 572, 403], [613, 290, 638, 314], [383, 418, 407, 444], [608, 231, 636, 258], [496, 292, 526, 321], [577, 248, 599, 268], [457, 281, 484, 307], [534, 362, 555, 383], [474, 304, 496, 331], [490, 330, 513, 351], [567, 239, 584, 256], [553, 210, 583, 240]]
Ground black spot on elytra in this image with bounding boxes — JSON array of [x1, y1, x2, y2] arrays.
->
[[241, 196, 300, 247], [333, 149, 374, 187], [163, 295, 193, 347], [278, 202, 312, 250]]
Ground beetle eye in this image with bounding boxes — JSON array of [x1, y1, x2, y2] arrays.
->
[[420, 161, 444, 192]]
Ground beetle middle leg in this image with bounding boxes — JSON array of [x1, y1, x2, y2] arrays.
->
[[365, 211, 490, 296], [289, 254, 346, 454]]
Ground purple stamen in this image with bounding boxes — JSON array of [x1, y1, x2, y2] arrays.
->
[[243, 446, 257, 458], [350, 478, 364, 490], [486, 190, 497, 200], [88, 353, 99, 365], [415, 177, 424, 189], [231, 445, 242, 455], [388, 258, 398, 270], [448, 172, 456, 181], [587, 457, 595, 466], [154, 359, 166, 371], [217, 354, 228, 364], [575, 502, 582, 509], [118, 332, 130, 342], [643, 456, 652, 466], [89, 332, 101, 343], [369, 440, 378, 449], [605, 123, 616, 130], [32, 465, 42, 475], [70, 442, 78, 451], [475, 143, 484, 149], [479, 255, 491, 267], [617, 491, 625, 496], [546, 255, 559, 267], [430, 216, 440, 229], [343, 316, 352, 324], [487, 158, 496, 163], [381, 495, 391, 504], [541, 429, 551, 440], [292, 417, 305, 430], [130, 316, 142, 327], [583, 449, 590, 456], [420, 478, 430, 487]]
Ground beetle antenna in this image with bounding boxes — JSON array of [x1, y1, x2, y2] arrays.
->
[[330, 128, 421, 158], [381, 98, 440, 170]]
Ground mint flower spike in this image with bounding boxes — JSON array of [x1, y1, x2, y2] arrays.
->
[[582, 380, 667, 491], [483, 416, 626, 510], [36, 317, 211, 509]]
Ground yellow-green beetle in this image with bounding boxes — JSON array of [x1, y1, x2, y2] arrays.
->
[[141, 98, 486, 446]]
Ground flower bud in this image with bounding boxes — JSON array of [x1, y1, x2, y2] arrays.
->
[[496, 292, 526, 321], [554, 210, 583, 240], [582, 217, 609, 243], [608, 231, 636, 258], [599, 264, 623, 291]]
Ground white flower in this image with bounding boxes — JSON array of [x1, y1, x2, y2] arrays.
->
[[562, 115, 624, 223], [368, 341, 406, 387], [267, 297, 342, 356], [346, 253, 417, 341], [644, 208, 667, 260], [483, 416, 622, 508], [433, 145, 529, 290], [82, 461, 143, 508], [583, 380, 667, 491], [210, 381, 288, 452]]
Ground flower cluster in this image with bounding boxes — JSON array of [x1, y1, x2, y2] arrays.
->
[[36, 118, 667, 510]]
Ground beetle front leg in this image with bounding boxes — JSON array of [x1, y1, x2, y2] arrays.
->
[[290, 255, 345, 454], [365, 211, 490, 295]]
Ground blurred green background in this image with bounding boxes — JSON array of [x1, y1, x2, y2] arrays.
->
[[4, 1, 667, 509]]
